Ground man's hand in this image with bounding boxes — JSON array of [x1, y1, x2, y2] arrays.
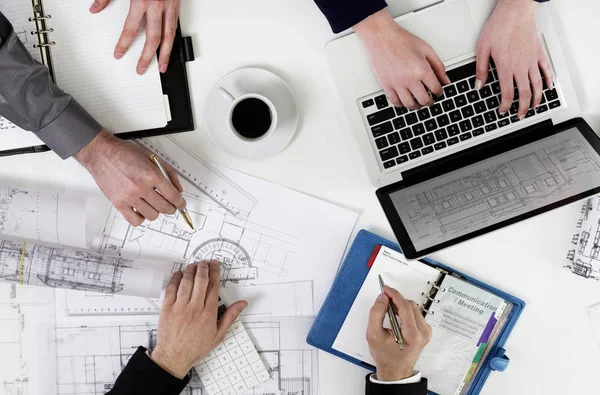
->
[[74, 129, 186, 226], [476, 0, 554, 119], [150, 262, 248, 379], [90, 0, 182, 75], [366, 286, 431, 381], [354, 9, 450, 109]]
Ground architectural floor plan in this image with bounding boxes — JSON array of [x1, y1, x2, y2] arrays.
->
[[565, 195, 600, 280], [391, 129, 600, 251], [0, 239, 165, 297]]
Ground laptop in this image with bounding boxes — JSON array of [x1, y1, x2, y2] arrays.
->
[[326, 0, 600, 258]]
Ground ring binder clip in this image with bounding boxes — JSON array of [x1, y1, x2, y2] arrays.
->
[[30, 0, 56, 81], [31, 28, 54, 34], [420, 307, 435, 315], [426, 281, 445, 292], [29, 15, 52, 21], [421, 292, 440, 303]]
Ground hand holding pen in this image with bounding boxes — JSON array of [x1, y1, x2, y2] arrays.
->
[[367, 281, 432, 381]]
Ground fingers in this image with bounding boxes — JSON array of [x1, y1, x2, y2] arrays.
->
[[164, 271, 183, 306], [497, 68, 515, 115], [119, 205, 145, 226], [89, 0, 110, 13], [133, 198, 159, 221], [475, 45, 491, 90], [137, 3, 163, 74], [383, 286, 418, 340], [190, 261, 210, 306], [114, 2, 146, 60], [410, 301, 432, 342], [422, 72, 443, 99], [216, 301, 248, 341], [366, 293, 391, 344], [144, 190, 177, 215], [154, 174, 186, 210], [410, 83, 434, 107], [158, 4, 179, 73], [204, 261, 221, 310], [529, 66, 543, 110], [425, 49, 450, 87], [384, 87, 402, 108], [176, 263, 197, 305], [515, 72, 532, 119], [538, 52, 554, 90], [163, 161, 184, 193], [398, 88, 419, 110]]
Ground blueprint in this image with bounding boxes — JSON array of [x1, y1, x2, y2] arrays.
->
[[0, 239, 165, 297], [390, 128, 600, 251], [0, 186, 87, 248], [564, 195, 600, 280], [93, 148, 357, 312]]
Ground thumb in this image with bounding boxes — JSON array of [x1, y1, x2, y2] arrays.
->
[[367, 294, 390, 343], [89, 0, 110, 13], [216, 301, 248, 341], [475, 44, 491, 91]]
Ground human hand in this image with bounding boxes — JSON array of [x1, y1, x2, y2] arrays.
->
[[366, 286, 432, 381], [475, 0, 554, 118], [150, 262, 248, 379], [354, 9, 450, 109], [74, 129, 186, 226], [89, 0, 182, 75]]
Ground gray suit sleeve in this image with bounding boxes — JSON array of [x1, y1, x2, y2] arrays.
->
[[0, 12, 101, 159]]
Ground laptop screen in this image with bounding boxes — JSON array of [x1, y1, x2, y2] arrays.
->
[[378, 121, 600, 258]]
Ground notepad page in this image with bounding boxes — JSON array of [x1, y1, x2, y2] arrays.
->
[[332, 246, 440, 364], [41, 0, 168, 133]]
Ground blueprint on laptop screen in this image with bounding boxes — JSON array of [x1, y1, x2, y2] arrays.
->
[[390, 127, 600, 251]]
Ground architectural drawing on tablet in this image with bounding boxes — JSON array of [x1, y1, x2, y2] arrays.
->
[[97, 192, 299, 288], [0, 240, 164, 297], [397, 135, 600, 241], [565, 195, 600, 280]]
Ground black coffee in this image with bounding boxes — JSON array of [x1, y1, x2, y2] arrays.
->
[[231, 98, 272, 139]]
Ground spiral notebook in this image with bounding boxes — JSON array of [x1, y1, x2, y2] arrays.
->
[[0, 0, 194, 156]]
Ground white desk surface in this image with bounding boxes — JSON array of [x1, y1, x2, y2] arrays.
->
[[1, 0, 599, 394]]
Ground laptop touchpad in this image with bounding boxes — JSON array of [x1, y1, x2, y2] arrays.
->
[[398, 1, 478, 63]]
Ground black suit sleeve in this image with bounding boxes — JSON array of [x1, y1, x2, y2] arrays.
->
[[107, 347, 190, 395], [313, 0, 387, 33], [365, 374, 428, 395]]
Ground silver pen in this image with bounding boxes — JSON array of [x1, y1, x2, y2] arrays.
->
[[378, 274, 405, 350]]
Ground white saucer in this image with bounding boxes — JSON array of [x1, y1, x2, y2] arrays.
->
[[204, 67, 298, 160]]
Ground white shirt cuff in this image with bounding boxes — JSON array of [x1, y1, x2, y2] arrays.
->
[[369, 371, 422, 385]]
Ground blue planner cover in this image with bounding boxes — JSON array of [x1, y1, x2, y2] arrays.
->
[[307, 229, 525, 395]]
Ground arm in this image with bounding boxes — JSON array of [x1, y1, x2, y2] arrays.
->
[[364, 287, 431, 395], [108, 262, 247, 395], [0, 12, 100, 159]]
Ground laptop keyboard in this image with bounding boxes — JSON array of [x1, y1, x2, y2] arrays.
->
[[360, 60, 563, 170]]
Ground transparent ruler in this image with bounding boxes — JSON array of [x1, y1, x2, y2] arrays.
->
[[137, 137, 258, 219], [65, 295, 162, 316]]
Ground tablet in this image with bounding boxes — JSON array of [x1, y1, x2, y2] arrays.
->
[[377, 118, 600, 259]]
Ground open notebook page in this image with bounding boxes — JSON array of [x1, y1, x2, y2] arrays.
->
[[40, 0, 167, 132], [332, 246, 441, 363]]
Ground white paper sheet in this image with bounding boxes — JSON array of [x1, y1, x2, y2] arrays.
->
[[223, 280, 314, 317], [93, 143, 358, 313], [0, 185, 87, 248], [332, 246, 441, 363], [565, 195, 600, 280]]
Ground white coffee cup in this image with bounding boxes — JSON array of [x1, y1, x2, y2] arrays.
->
[[218, 87, 278, 142]]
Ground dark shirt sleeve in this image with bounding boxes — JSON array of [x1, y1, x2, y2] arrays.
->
[[365, 375, 428, 395], [107, 347, 190, 395], [313, 0, 387, 33], [0, 12, 100, 159]]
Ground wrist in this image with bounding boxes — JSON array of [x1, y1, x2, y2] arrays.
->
[[73, 128, 115, 170], [354, 9, 397, 39], [375, 366, 415, 381], [150, 347, 193, 380]]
